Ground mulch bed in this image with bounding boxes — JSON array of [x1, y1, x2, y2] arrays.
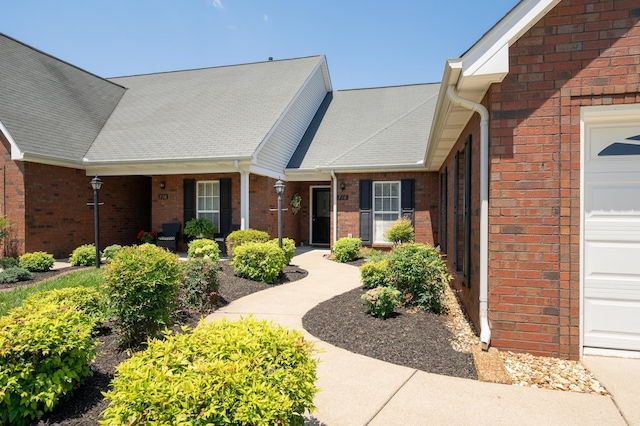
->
[[17, 256, 476, 424]]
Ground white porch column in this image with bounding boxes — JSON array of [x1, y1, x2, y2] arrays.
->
[[240, 171, 250, 230]]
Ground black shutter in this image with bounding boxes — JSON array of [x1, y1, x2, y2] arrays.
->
[[401, 179, 415, 224], [219, 178, 232, 236], [359, 180, 372, 245], [183, 179, 195, 243]]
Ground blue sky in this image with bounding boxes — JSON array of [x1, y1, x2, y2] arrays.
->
[[2, 0, 518, 89]]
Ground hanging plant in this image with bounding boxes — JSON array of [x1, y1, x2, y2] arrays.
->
[[290, 193, 302, 215]]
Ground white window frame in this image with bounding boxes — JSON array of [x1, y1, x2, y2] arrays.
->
[[373, 181, 401, 243], [196, 180, 220, 232]]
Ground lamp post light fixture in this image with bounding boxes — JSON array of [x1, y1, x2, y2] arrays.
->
[[274, 179, 285, 248], [90, 176, 102, 269]]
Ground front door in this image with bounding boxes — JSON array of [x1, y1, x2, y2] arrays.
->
[[312, 188, 331, 245]]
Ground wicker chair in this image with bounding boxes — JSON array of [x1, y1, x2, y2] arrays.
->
[[156, 223, 181, 252]]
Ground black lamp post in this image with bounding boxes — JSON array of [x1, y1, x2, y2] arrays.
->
[[90, 176, 102, 268], [274, 179, 285, 248]]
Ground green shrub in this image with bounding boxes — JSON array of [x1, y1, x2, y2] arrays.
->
[[360, 258, 390, 290], [384, 217, 415, 244], [361, 286, 402, 319], [269, 237, 296, 265], [232, 242, 286, 284], [181, 257, 220, 312], [187, 238, 220, 261], [0, 257, 19, 269], [18, 251, 55, 272], [0, 267, 32, 284], [103, 244, 184, 347], [69, 244, 97, 266], [22, 287, 108, 325], [387, 243, 450, 314], [0, 303, 97, 425], [101, 317, 319, 426], [333, 237, 362, 263], [226, 229, 270, 258], [102, 244, 123, 260]]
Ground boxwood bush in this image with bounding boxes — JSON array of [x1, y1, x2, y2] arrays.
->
[[0, 266, 32, 284], [187, 238, 220, 261], [103, 244, 184, 347], [0, 257, 19, 269], [269, 237, 296, 265], [180, 257, 220, 312], [387, 243, 450, 314], [225, 229, 269, 258], [69, 244, 97, 266], [232, 242, 286, 284], [333, 237, 362, 263], [360, 258, 390, 290], [18, 251, 55, 272], [361, 285, 401, 319], [101, 317, 319, 426], [0, 303, 97, 425]]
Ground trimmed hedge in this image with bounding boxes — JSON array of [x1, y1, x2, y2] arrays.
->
[[69, 244, 97, 266], [0, 303, 97, 425], [225, 229, 269, 258], [360, 258, 390, 290], [232, 242, 286, 284], [22, 286, 108, 326], [187, 238, 220, 261], [269, 237, 296, 265], [333, 237, 361, 263], [102, 317, 319, 425], [18, 251, 55, 272]]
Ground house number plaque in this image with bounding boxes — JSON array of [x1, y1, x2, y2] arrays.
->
[[338, 194, 348, 200], [158, 194, 169, 200]]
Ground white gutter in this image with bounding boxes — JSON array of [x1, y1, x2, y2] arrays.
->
[[330, 169, 338, 249], [234, 160, 249, 230], [446, 85, 491, 350]]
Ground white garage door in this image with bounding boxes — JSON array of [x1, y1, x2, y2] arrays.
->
[[584, 117, 640, 352]]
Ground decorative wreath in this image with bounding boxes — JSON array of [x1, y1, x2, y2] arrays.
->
[[290, 193, 302, 215]]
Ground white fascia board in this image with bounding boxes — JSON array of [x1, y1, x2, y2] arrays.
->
[[252, 56, 330, 165], [0, 120, 24, 161], [461, 0, 561, 78], [20, 152, 84, 169], [85, 159, 252, 177]]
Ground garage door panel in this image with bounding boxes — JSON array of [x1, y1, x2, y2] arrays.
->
[[584, 298, 640, 351], [584, 117, 640, 352]]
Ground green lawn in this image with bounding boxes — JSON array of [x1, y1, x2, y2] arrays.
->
[[0, 268, 104, 316]]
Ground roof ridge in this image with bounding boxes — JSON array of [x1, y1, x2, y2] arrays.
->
[[324, 91, 439, 166], [108, 55, 325, 79], [337, 82, 440, 92]]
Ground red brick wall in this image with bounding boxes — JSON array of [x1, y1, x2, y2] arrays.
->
[[440, 114, 483, 336], [487, 0, 640, 359], [151, 173, 240, 252], [23, 163, 150, 258], [0, 133, 26, 257], [335, 172, 439, 247]]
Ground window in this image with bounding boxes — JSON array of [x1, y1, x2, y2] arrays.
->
[[196, 181, 220, 231], [373, 181, 400, 243]]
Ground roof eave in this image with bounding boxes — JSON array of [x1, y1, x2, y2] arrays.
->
[[424, 0, 562, 172]]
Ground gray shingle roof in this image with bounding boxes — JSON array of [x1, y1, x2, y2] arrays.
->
[[287, 83, 440, 170], [0, 33, 125, 162], [86, 56, 324, 162]]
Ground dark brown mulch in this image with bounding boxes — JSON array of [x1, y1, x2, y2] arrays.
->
[[302, 259, 478, 380], [32, 261, 308, 426]]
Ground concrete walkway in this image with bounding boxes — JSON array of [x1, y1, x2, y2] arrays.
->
[[205, 249, 638, 426]]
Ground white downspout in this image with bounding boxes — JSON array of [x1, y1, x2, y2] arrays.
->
[[234, 160, 249, 230], [446, 85, 491, 350], [330, 170, 338, 249]]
